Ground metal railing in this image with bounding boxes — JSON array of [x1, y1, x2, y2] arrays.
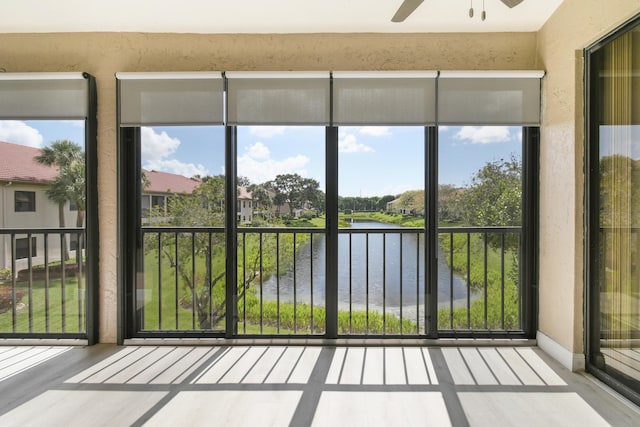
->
[[438, 226, 522, 333], [139, 225, 524, 337], [0, 228, 86, 336]]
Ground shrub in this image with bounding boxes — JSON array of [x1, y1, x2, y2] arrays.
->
[[0, 285, 24, 313], [17, 262, 84, 282], [0, 268, 12, 281]]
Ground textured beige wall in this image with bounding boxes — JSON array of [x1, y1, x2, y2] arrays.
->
[[537, 1, 640, 357], [0, 32, 537, 343]]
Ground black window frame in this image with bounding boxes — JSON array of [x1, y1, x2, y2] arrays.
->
[[15, 236, 37, 259], [14, 190, 36, 212]]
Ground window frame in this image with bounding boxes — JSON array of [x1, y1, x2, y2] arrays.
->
[[15, 236, 37, 259], [14, 190, 36, 212]]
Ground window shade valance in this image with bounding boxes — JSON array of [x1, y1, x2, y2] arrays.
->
[[0, 73, 89, 119], [226, 71, 331, 125], [332, 71, 437, 125], [438, 71, 544, 126], [116, 70, 545, 127], [116, 72, 224, 126]]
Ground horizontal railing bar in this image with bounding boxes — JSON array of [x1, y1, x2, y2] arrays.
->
[[340, 228, 423, 234], [599, 227, 640, 231], [238, 227, 325, 234], [142, 227, 224, 233], [139, 226, 521, 234], [438, 226, 521, 233], [0, 228, 84, 234]]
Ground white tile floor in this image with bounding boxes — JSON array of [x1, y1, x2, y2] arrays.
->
[[0, 345, 638, 426]]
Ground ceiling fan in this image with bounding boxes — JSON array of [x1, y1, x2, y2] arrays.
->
[[391, 0, 525, 23]]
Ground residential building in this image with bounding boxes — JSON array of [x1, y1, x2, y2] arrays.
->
[[0, 141, 78, 271], [141, 169, 201, 223]]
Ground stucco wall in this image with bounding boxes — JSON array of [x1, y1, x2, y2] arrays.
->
[[537, 0, 640, 367], [0, 32, 537, 343]]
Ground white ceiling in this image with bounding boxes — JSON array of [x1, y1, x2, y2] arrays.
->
[[2, 0, 564, 34]]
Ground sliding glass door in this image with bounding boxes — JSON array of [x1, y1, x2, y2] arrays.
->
[[587, 18, 640, 403]]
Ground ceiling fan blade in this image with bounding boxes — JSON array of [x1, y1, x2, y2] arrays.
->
[[391, 0, 424, 23], [500, 0, 524, 8]]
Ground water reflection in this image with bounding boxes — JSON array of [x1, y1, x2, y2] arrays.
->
[[261, 221, 475, 317]]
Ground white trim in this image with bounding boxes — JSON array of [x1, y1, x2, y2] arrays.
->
[[537, 330, 586, 372], [332, 71, 438, 79], [115, 71, 222, 80], [0, 72, 86, 80], [225, 71, 329, 79], [439, 70, 545, 79]]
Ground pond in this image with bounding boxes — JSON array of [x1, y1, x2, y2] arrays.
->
[[261, 221, 476, 317]]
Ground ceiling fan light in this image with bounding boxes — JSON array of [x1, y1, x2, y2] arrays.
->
[[500, 0, 524, 8]]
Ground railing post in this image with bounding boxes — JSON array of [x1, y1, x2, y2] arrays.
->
[[425, 126, 439, 338], [225, 125, 238, 338], [325, 126, 339, 338], [521, 127, 539, 337]]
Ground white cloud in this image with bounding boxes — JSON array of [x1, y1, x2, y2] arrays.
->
[[247, 141, 270, 160], [140, 127, 209, 177], [238, 142, 309, 184], [144, 159, 208, 178], [141, 127, 181, 162], [358, 184, 414, 198], [439, 126, 450, 132], [0, 120, 44, 147], [359, 127, 391, 137], [249, 126, 288, 138], [454, 126, 512, 144], [339, 133, 374, 154]]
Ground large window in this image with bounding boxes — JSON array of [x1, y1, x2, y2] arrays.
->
[[119, 70, 540, 340], [587, 18, 640, 402], [438, 126, 524, 331], [0, 72, 97, 341]]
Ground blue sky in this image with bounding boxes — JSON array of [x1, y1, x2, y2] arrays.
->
[[139, 125, 522, 196], [1, 120, 523, 196]]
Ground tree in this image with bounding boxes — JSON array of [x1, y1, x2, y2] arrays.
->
[[237, 176, 251, 187], [395, 190, 424, 215], [35, 140, 85, 261], [267, 173, 323, 215], [377, 195, 396, 211], [146, 175, 264, 329], [460, 156, 522, 228], [459, 156, 522, 252], [438, 184, 464, 224]]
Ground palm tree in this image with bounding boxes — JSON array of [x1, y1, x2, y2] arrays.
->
[[35, 140, 85, 261]]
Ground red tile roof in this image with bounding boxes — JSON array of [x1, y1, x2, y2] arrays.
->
[[0, 140, 58, 184], [237, 186, 252, 200], [143, 169, 202, 194]]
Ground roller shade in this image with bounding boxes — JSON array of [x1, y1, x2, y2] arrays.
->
[[0, 73, 89, 119], [438, 71, 544, 126], [333, 71, 437, 125], [226, 71, 330, 125], [117, 72, 224, 126]]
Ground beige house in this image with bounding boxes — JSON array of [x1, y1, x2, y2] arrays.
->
[[141, 169, 201, 223], [0, 141, 79, 272]]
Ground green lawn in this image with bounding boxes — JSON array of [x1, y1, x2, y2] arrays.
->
[[0, 276, 85, 333], [438, 232, 520, 330]]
